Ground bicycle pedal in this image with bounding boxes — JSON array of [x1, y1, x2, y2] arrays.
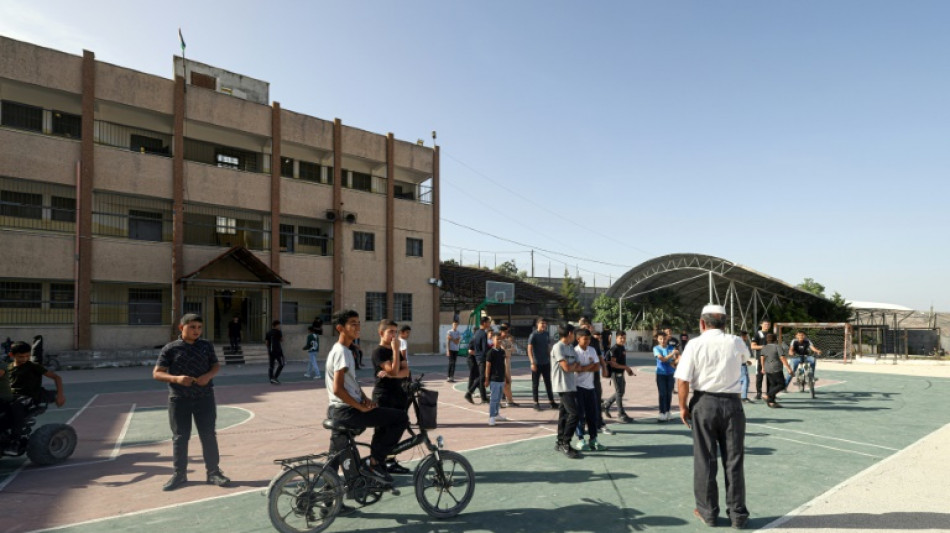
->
[[389, 488, 400, 496]]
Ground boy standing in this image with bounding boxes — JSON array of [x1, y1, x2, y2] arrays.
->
[[371, 319, 411, 474], [739, 331, 753, 403], [265, 320, 284, 384], [603, 331, 636, 423], [326, 310, 408, 482], [153, 314, 229, 491], [573, 329, 606, 451], [227, 316, 241, 353], [445, 320, 461, 382], [398, 325, 412, 365], [303, 326, 321, 379], [485, 330, 508, 426], [551, 323, 582, 458], [761, 333, 791, 408]]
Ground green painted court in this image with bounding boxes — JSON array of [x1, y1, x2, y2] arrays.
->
[[3, 356, 949, 533]]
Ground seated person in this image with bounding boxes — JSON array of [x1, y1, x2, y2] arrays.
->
[[8, 341, 65, 407], [785, 331, 822, 387], [325, 310, 408, 483]]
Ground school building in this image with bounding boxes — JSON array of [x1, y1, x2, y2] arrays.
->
[[0, 35, 440, 359]]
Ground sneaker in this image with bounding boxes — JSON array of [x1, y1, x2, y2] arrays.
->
[[362, 459, 393, 483], [600, 425, 614, 435], [731, 516, 748, 529], [501, 402, 508, 408], [602, 403, 613, 418], [694, 508, 716, 527], [495, 415, 507, 422], [742, 398, 753, 404], [619, 415, 632, 424], [314, 374, 322, 379], [534, 403, 542, 411], [508, 401, 520, 407], [385, 459, 411, 474], [550, 401, 558, 409], [574, 440, 591, 451], [754, 394, 762, 400], [562, 445, 581, 459], [163, 471, 188, 491], [206, 470, 231, 487], [489, 417, 496, 426], [590, 439, 607, 451], [446, 377, 454, 382], [303, 373, 312, 378], [270, 379, 279, 384], [464, 394, 474, 404]]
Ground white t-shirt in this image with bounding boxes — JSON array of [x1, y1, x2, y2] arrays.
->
[[325, 342, 362, 407], [399, 337, 409, 363], [673, 329, 749, 394], [574, 345, 598, 390]]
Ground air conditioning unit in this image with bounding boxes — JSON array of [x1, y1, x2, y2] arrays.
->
[[325, 210, 338, 222], [344, 212, 357, 224]]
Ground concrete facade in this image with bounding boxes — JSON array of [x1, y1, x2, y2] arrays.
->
[[0, 35, 440, 355]]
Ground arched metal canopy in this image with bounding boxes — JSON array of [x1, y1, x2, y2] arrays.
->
[[606, 253, 829, 331]]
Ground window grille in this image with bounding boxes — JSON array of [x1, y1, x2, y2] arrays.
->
[[366, 292, 387, 322], [394, 293, 413, 322], [0, 101, 43, 132], [354, 231, 375, 252]]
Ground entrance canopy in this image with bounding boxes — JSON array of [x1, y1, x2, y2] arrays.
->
[[180, 246, 289, 287], [606, 253, 828, 330]]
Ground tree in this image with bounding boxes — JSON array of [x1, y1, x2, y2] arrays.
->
[[591, 294, 637, 331], [493, 260, 528, 281], [797, 278, 826, 297], [442, 258, 459, 266], [634, 289, 689, 333], [559, 269, 583, 320]]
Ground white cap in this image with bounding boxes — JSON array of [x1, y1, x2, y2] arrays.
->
[[701, 304, 727, 315]]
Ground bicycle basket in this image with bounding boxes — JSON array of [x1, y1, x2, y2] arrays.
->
[[417, 388, 439, 429]]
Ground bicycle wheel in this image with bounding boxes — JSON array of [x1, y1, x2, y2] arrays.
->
[[797, 372, 805, 393], [414, 450, 475, 519], [268, 463, 342, 533]]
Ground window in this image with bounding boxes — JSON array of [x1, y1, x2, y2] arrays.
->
[[395, 293, 413, 322], [353, 231, 375, 251], [50, 196, 76, 223], [50, 283, 74, 309], [0, 190, 42, 219], [406, 238, 423, 257], [366, 292, 386, 322], [129, 210, 163, 241], [191, 71, 217, 90], [130, 133, 168, 155], [216, 152, 240, 169], [298, 226, 323, 246], [51, 111, 81, 139], [299, 161, 320, 182], [280, 157, 294, 178], [0, 281, 42, 309], [351, 171, 372, 192], [279, 223, 295, 252], [216, 216, 237, 235], [128, 288, 162, 325], [1, 101, 42, 132], [281, 301, 298, 325]]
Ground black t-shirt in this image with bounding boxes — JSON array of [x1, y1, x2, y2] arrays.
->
[[9, 361, 47, 400], [680, 333, 689, 347], [372, 346, 408, 398], [228, 321, 241, 337], [753, 330, 768, 354], [156, 338, 218, 398], [605, 345, 627, 374], [487, 348, 507, 382], [791, 339, 811, 357], [265, 329, 283, 354]]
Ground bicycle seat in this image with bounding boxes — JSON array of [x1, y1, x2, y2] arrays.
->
[[322, 418, 366, 436]]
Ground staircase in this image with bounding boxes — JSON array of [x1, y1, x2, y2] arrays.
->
[[221, 343, 269, 365]]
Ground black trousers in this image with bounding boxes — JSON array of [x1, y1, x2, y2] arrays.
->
[[268, 351, 285, 380], [593, 376, 605, 427], [765, 372, 785, 401], [575, 386, 599, 440], [228, 335, 240, 351], [466, 356, 487, 399], [754, 360, 764, 397], [169, 393, 220, 474], [556, 391, 579, 445], [447, 350, 458, 379], [329, 404, 409, 464], [690, 393, 749, 523], [532, 364, 555, 404], [603, 374, 627, 415]]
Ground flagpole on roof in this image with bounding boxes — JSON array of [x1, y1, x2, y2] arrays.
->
[[179, 28, 187, 92]]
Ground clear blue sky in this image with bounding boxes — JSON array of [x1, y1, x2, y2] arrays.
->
[[2, 1, 947, 310]]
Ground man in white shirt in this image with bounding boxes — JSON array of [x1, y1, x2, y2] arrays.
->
[[674, 305, 751, 529]]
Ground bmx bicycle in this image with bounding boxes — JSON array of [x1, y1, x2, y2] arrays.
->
[[266, 374, 475, 533], [793, 358, 816, 398]]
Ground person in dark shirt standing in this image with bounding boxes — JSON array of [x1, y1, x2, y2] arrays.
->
[[750, 320, 771, 400], [265, 320, 285, 384], [227, 316, 242, 353], [527, 317, 557, 411], [602, 331, 636, 423], [485, 330, 508, 426], [153, 314, 229, 491], [371, 319, 411, 474], [464, 316, 491, 404]]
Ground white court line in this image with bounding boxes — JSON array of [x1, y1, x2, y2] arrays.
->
[[749, 423, 898, 451], [759, 421, 950, 531], [66, 394, 98, 425], [110, 403, 135, 459], [772, 436, 882, 458], [437, 401, 557, 432]]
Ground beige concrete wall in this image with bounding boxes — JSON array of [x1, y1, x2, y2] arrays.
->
[[91, 238, 171, 284], [2, 326, 73, 352], [281, 178, 333, 218], [0, 36, 82, 94], [281, 110, 333, 150], [341, 189, 386, 227], [182, 245, 234, 275], [341, 126, 386, 162], [0, 129, 79, 186], [0, 231, 73, 279], [280, 254, 333, 290], [185, 86, 270, 138], [91, 325, 168, 350], [96, 62, 174, 115], [394, 139, 434, 175], [394, 200, 433, 233], [183, 161, 270, 211], [94, 146, 174, 198]]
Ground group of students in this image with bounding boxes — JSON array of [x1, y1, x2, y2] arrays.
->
[[737, 320, 823, 408], [1, 340, 66, 452]]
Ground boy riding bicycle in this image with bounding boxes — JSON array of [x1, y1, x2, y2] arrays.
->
[[785, 330, 822, 388]]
